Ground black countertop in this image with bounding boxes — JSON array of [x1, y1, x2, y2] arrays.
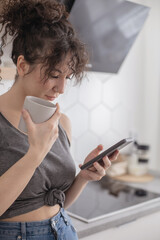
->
[[68, 171, 160, 239]]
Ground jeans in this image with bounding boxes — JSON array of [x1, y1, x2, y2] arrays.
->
[[0, 208, 78, 240]]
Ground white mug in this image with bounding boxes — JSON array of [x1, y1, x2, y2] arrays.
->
[[18, 96, 57, 133]]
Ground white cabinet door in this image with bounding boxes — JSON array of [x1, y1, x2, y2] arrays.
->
[[81, 211, 160, 240]]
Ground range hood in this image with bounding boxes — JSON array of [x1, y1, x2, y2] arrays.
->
[[58, 0, 150, 74]]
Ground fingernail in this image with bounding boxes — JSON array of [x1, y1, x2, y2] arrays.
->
[[22, 109, 27, 117], [22, 109, 25, 115]]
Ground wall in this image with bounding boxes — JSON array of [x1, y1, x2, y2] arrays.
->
[[140, 0, 160, 170], [0, 0, 160, 172], [131, 0, 160, 170]]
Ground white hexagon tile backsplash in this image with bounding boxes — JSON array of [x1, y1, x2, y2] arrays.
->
[[58, 73, 136, 172], [90, 104, 111, 135], [78, 77, 102, 110], [66, 103, 89, 139]]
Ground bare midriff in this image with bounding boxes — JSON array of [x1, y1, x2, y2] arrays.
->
[[0, 204, 60, 222]]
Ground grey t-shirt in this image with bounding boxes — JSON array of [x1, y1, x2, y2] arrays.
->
[[0, 112, 76, 219]]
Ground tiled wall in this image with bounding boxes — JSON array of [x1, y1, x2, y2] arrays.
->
[[57, 69, 143, 172]]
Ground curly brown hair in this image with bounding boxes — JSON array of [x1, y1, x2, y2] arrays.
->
[[0, 0, 88, 84]]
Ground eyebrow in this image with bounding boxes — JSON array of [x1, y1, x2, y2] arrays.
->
[[53, 68, 73, 75], [54, 69, 62, 73]]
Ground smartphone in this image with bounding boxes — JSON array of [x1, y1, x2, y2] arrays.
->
[[80, 138, 134, 170]]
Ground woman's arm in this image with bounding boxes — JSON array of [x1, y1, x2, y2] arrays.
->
[[0, 149, 41, 216], [0, 105, 61, 216], [64, 172, 88, 209], [60, 114, 118, 209], [59, 113, 72, 143], [64, 146, 118, 209]]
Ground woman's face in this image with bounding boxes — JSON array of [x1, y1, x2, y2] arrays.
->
[[21, 56, 73, 101]]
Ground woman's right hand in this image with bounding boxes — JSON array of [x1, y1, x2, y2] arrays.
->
[[21, 103, 61, 165]]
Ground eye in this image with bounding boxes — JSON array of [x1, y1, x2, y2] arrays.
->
[[50, 75, 59, 79]]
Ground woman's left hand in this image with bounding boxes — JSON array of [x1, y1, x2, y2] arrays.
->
[[79, 144, 119, 182]]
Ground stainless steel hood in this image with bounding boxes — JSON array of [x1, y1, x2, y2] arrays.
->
[[68, 0, 150, 73]]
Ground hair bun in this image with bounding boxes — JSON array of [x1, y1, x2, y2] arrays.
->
[[0, 0, 68, 36], [0, 0, 88, 83]]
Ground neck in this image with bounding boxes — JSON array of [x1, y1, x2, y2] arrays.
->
[[0, 81, 26, 113]]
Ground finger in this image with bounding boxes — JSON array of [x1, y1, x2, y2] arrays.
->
[[85, 169, 103, 181], [79, 164, 82, 168], [48, 103, 61, 123], [22, 108, 34, 132], [93, 162, 106, 176], [88, 144, 104, 160], [79, 164, 97, 172], [102, 156, 111, 169], [109, 150, 119, 161]]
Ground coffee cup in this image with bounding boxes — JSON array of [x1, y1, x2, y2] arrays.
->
[[18, 96, 57, 133]]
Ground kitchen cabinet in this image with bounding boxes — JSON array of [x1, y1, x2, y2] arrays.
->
[[81, 210, 160, 240]]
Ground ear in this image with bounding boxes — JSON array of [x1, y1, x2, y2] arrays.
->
[[17, 55, 30, 77]]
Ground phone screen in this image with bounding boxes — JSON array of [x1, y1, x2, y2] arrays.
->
[[80, 138, 134, 170]]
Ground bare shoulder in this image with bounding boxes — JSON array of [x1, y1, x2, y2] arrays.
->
[[59, 113, 72, 144], [0, 94, 7, 111], [0, 96, 3, 112]]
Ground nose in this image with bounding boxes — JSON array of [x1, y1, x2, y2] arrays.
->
[[54, 77, 66, 94]]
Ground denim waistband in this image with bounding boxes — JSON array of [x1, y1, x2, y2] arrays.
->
[[0, 208, 75, 240]]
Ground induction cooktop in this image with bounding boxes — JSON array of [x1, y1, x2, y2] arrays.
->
[[67, 176, 160, 223]]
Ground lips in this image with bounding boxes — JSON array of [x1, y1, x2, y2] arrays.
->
[[45, 95, 56, 101]]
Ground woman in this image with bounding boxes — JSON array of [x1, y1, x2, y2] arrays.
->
[[0, 0, 119, 239]]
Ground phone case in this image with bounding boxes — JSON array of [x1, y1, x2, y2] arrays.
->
[[80, 138, 134, 170]]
